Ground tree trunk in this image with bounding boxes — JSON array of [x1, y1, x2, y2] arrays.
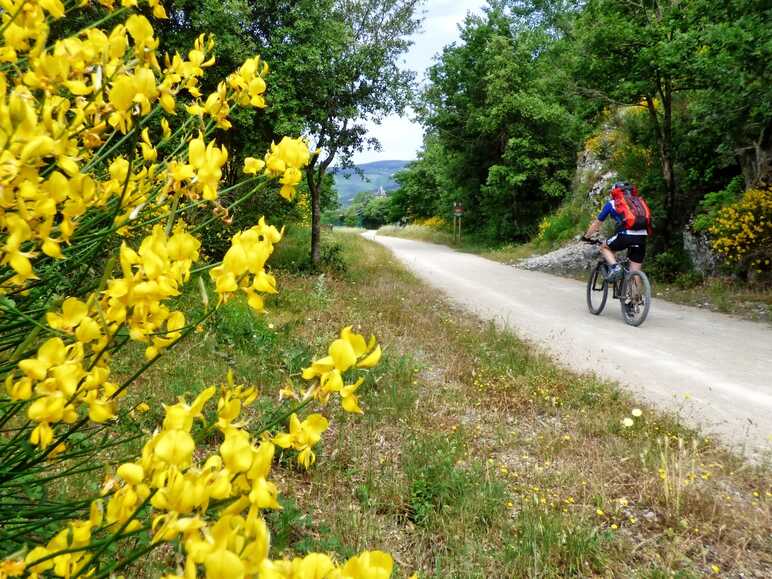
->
[[738, 124, 771, 188], [646, 89, 677, 245], [661, 78, 676, 232], [307, 167, 322, 266]]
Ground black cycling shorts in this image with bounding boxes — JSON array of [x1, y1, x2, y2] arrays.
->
[[606, 232, 647, 264]]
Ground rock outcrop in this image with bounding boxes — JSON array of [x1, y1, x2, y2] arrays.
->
[[516, 241, 600, 275], [683, 228, 718, 276]]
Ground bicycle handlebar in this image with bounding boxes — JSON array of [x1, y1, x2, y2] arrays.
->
[[580, 236, 603, 246]]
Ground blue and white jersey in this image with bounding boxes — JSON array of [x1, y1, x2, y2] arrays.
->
[[597, 199, 648, 236]]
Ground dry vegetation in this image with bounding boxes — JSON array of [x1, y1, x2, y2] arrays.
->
[[133, 229, 770, 577]]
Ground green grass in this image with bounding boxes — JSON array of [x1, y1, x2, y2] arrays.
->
[[403, 432, 507, 530], [122, 228, 769, 577], [652, 276, 772, 322], [378, 200, 590, 266], [504, 507, 609, 577]]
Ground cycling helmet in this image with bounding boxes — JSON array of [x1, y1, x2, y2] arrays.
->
[[611, 181, 632, 193], [610, 181, 638, 198]]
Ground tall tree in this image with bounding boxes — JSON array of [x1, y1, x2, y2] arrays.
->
[[253, 0, 420, 264], [412, 3, 582, 241], [685, 0, 772, 188], [573, 0, 771, 241], [574, 0, 686, 242]]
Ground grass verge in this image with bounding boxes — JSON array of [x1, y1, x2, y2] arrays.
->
[[134, 229, 770, 577], [652, 277, 771, 323]]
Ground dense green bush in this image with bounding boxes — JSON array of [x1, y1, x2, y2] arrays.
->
[[535, 202, 590, 249], [647, 244, 694, 283], [692, 176, 745, 233]]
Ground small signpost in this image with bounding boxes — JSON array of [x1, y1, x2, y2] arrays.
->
[[453, 202, 464, 243]]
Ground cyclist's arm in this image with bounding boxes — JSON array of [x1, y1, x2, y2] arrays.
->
[[584, 219, 602, 238], [585, 201, 612, 238]]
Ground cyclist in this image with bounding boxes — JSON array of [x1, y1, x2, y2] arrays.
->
[[582, 181, 650, 281]]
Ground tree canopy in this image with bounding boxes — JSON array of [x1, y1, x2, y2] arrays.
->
[[389, 0, 771, 256], [251, 0, 421, 262]]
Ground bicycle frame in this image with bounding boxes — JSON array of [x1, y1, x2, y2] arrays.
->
[[610, 258, 630, 299]]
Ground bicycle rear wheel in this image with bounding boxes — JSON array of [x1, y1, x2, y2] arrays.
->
[[620, 271, 651, 326], [586, 262, 608, 315]]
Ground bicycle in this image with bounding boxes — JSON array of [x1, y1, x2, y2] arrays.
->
[[582, 237, 651, 326]]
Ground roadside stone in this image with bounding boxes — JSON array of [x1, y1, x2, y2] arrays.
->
[[515, 241, 600, 276], [683, 227, 718, 276]]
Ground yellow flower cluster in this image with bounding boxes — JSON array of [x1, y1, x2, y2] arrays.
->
[[228, 56, 269, 109], [0, 1, 396, 575], [244, 136, 313, 201], [210, 217, 282, 311], [0, 74, 113, 284], [186, 54, 268, 130], [167, 133, 229, 201], [302, 326, 382, 414], [104, 224, 200, 359], [274, 413, 329, 469], [536, 216, 552, 239], [10, 334, 115, 450], [16, 372, 393, 579], [6, 223, 200, 450], [415, 216, 446, 229], [0, 1, 289, 290], [708, 188, 771, 271]]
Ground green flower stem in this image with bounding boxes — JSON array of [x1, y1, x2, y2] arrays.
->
[[95, 541, 162, 578], [0, 305, 219, 481], [0, 401, 25, 432], [164, 190, 183, 236], [75, 490, 158, 578], [0, 300, 69, 338], [190, 261, 221, 275], [258, 397, 314, 435], [189, 177, 266, 235], [83, 107, 159, 173], [24, 520, 153, 572]]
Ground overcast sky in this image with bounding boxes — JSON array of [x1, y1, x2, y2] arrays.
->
[[352, 0, 487, 165]]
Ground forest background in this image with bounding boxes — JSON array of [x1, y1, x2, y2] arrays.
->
[[1, 0, 770, 576], [126, 0, 770, 284], [337, 0, 771, 285]]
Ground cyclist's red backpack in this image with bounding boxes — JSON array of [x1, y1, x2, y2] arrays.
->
[[611, 183, 652, 234]]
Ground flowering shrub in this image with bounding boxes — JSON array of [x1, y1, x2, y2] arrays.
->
[[414, 216, 445, 229], [708, 188, 772, 274], [0, 1, 395, 577]]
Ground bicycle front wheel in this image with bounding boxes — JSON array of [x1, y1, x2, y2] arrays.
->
[[586, 262, 608, 315], [620, 271, 651, 326]]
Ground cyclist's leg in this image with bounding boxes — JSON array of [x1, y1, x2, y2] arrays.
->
[[602, 233, 621, 265], [600, 245, 616, 265], [627, 238, 646, 273], [628, 259, 642, 298], [626, 240, 646, 299]]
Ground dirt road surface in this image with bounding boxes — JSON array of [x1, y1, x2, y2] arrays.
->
[[364, 231, 772, 460]]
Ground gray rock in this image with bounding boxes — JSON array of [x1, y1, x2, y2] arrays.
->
[[683, 228, 718, 275], [516, 241, 601, 275]]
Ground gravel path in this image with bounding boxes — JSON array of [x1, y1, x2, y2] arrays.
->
[[365, 231, 772, 460]]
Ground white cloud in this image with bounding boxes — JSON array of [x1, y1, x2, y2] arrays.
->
[[352, 0, 486, 164]]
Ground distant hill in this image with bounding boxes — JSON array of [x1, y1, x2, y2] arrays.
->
[[332, 160, 410, 206]]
